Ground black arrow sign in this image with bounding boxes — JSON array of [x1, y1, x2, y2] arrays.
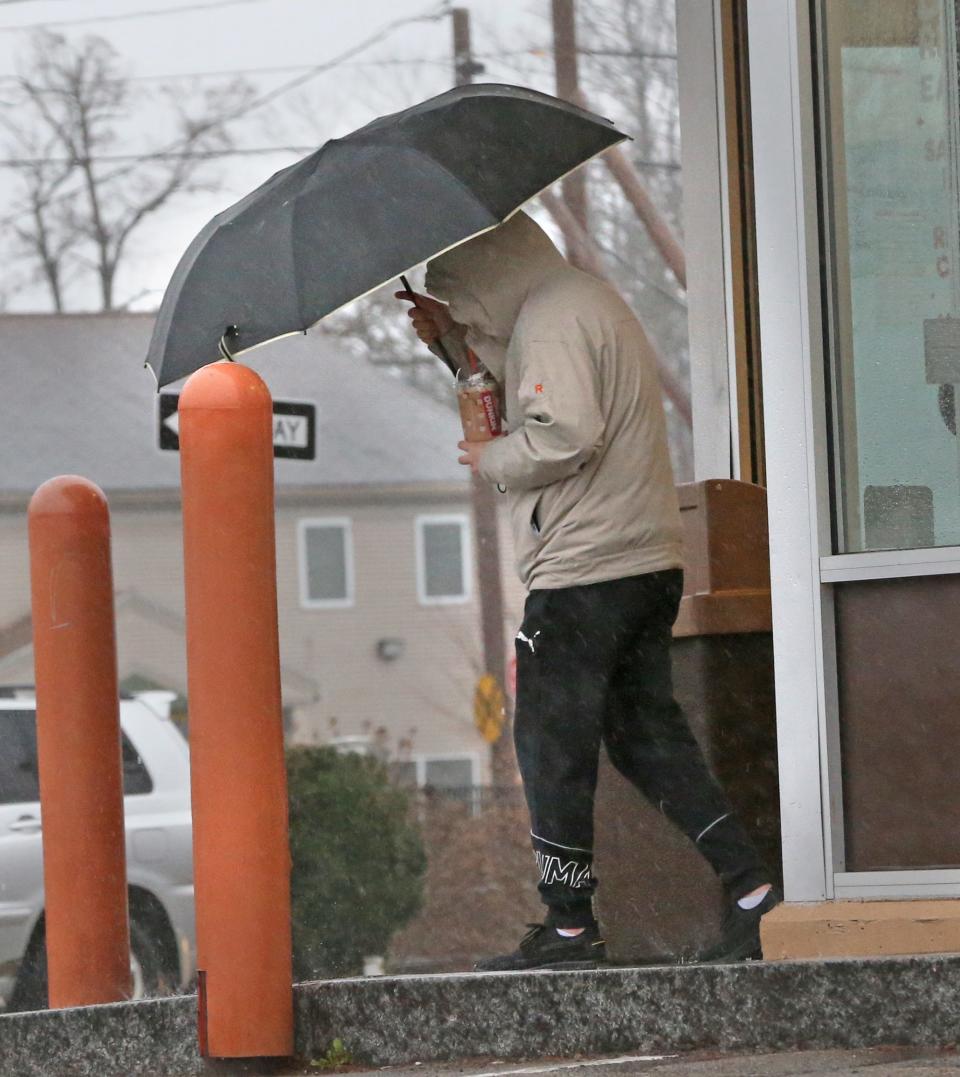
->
[[159, 393, 316, 460]]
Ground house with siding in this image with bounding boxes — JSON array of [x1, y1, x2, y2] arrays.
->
[[0, 312, 524, 788]]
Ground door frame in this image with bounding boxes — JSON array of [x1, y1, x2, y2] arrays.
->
[[747, 0, 960, 901]]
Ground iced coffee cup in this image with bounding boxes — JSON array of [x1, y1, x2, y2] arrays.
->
[[457, 368, 502, 441]]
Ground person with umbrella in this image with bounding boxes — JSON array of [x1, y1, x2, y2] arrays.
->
[[399, 210, 779, 971], [146, 81, 778, 970]]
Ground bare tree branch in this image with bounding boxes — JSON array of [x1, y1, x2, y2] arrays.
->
[[603, 144, 687, 289], [3, 30, 253, 310], [538, 187, 608, 279], [540, 186, 692, 428]]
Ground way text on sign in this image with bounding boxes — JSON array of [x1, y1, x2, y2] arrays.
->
[[158, 393, 316, 460]]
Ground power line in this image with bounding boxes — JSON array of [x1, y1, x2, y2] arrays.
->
[[183, 2, 452, 130], [0, 48, 669, 87], [0, 144, 681, 170], [127, 55, 456, 81], [0, 54, 461, 86], [580, 48, 676, 60], [0, 0, 265, 32], [0, 1, 452, 218], [116, 49, 520, 80], [0, 146, 304, 166], [0, 144, 318, 166]]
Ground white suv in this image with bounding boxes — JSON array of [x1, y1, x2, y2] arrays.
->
[[0, 690, 195, 1010]]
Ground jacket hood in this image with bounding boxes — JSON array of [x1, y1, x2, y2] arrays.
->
[[425, 211, 565, 342]]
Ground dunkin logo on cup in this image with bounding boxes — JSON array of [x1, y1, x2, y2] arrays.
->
[[480, 390, 502, 436]]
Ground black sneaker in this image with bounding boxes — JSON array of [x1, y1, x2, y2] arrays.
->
[[697, 885, 781, 963], [474, 923, 607, 972]]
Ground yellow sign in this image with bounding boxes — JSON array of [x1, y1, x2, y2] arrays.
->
[[474, 674, 505, 744]]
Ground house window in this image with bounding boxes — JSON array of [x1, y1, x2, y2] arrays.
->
[[298, 518, 354, 608], [415, 514, 471, 605], [390, 754, 478, 791], [424, 757, 475, 790]]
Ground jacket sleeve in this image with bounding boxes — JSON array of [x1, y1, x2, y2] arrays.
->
[[477, 339, 604, 491]]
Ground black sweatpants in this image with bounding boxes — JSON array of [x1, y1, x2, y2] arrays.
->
[[513, 569, 768, 927]]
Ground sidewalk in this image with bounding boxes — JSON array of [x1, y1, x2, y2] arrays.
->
[[342, 1047, 960, 1076], [3, 956, 960, 1076]]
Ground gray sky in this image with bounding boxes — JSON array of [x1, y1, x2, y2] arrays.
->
[[0, 0, 551, 310]]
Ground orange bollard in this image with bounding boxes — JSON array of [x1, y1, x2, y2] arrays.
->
[[178, 363, 293, 1060], [28, 476, 132, 1008]]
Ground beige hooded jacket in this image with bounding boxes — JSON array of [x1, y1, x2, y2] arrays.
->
[[425, 211, 683, 591]]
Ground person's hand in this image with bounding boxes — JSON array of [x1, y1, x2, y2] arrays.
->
[[458, 439, 489, 475], [395, 289, 454, 344]]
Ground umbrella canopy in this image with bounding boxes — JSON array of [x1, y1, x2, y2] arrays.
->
[[146, 83, 629, 388]]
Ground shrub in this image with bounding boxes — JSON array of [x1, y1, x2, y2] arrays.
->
[[287, 746, 426, 979]]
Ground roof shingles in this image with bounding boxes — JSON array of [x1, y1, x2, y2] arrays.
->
[[0, 313, 466, 494]]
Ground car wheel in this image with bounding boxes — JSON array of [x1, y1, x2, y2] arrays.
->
[[128, 917, 167, 999], [7, 927, 47, 1012], [8, 917, 172, 1010]]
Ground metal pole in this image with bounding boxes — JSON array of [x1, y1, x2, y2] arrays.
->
[[552, 0, 589, 239], [28, 476, 131, 1008], [179, 363, 293, 1060], [451, 7, 515, 785], [453, 7, 480, 85]]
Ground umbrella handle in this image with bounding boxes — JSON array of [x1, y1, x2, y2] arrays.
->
[[399, 275, 458, 377], [218, 326, 239, 362]]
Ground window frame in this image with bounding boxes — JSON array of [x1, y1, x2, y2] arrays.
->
[[407, 752, 480, 789], [297, 516, 355, 610], [747, 0, 836, 903], [414, 513, 472, 606]]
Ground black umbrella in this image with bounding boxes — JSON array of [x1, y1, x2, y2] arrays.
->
[[146, 83, 628, 388]]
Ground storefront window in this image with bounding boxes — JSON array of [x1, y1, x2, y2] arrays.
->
[[820, 0, 960, 552]]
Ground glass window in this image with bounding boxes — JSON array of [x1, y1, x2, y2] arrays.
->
[[299, 518, 354, 607], [0, 710, 153, 802], [424, 757, 473, 790], [0, 710, 40, 804], [416, 515, 470, 604], [121, 733, 153, 796], [820, 0, 960, 552], [835, 573, 960, 870]]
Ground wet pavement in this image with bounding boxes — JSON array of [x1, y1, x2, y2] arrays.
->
[[327, 1047, 960, 1077]]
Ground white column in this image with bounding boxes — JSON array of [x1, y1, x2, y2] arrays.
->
[[746, 0, 836, 902], [676, 0, 735, 481]]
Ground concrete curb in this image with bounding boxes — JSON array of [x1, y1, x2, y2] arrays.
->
[[0, 992, 198, 1076], [2, 954, 960, 1076]]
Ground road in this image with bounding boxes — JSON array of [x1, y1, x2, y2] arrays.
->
[[256, 1046, 960, 1077]]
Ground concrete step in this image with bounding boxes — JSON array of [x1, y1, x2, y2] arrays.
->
[[762, 899, 960, 960], [2, 954, 960, 1077]]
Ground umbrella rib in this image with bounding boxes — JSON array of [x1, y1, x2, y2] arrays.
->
[[352, 139, 499, 219], [291, 137, 632, 337], [149, 85, 632, 386], [288, 142, 497, 335]]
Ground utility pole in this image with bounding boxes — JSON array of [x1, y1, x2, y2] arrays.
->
[[551, 0, 590, 260], [453, 7, 484, 85], [450, 7, 515, 787]]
